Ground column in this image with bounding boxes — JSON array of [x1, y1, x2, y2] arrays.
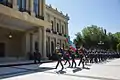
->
[[22, 32, 31, 59], [39, 0, 45, 18], [54, 17, 56, 32], [55, 38, 58, 49], [38, 27, 47, 59], [26, 0, 29, 11], [29, 0, 35, 16], [12, 0, 18, 10], [8, 0, 12, 3], [8, 0, 12, 4], [42, 27, 47, 59], [30, 33, 33, 53], [66, 23, 69, 35], [60, 40, 62, 48], [38, 28, 42, 55], [60, 20, 62, 33], [49, 37, 52, 56]]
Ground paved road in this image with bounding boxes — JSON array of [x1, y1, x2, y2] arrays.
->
[[0, 59, 120, 80]]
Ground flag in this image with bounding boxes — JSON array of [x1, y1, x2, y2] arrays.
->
[[64, 34, 76, 52]]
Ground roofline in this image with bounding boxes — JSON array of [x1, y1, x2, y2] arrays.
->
[[46, 4, 70, 20]]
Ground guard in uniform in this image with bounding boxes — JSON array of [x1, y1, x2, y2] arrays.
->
[[69, 48, 76, 68], [55, 48, 64, 70], [64, 48, 71, 67], [78, 47, 85, 68]]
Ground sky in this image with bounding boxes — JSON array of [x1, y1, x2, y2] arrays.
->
[[46, 0, 120, 41]]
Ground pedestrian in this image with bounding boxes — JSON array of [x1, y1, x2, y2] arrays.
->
[[34, 49, 41, 64]]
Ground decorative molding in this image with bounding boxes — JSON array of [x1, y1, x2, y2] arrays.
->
[[46, 4, 69, 20]]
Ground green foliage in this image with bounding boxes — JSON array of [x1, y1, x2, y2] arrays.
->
[[74, 25, 120, 50], [117, 43, 120, 52]]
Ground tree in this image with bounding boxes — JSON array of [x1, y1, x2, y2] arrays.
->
[[117, 43, 120, 52], [73, 32, 83, 48], [113, 32, 120, 42], [74, 25, 120, 50], [81, 25, 106, 48]]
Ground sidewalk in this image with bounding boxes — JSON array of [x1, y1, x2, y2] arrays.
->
[[0, 60, 53, 67]]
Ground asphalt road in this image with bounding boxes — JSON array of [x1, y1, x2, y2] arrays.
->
[[0, 59, 120, 80]]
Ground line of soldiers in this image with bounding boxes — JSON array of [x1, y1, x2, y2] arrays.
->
[[55, 47, 86, 70], [55, 47, 120, 70], [86, 49, 120, 63], [32, 45, 120, 70]]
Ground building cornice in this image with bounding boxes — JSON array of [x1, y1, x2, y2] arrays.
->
[[46, 4, 70, 21]]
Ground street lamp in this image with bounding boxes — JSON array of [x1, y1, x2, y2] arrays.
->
[[8, 32, 12, 39], [98, 41, 104, 45], [98, 41, 104, 49]]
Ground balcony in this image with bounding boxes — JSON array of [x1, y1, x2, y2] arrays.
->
[[46, 28, 51, 33], [53, 31, 57, 34], [58, 33, 62, 36], [0, 1, 12, 8], [35, 15, 44, 20], [19, 8, 30, 14]]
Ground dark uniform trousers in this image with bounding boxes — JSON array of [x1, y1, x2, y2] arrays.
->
[[71, 54, 76, 68], [55, 54, 64, 70], [78, 54, 85, 68], [64, 54, 71, 67]]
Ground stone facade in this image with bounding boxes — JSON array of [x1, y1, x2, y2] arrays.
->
[[0, 0, 69, 61]]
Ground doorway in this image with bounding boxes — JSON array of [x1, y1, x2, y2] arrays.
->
[[0, 43, 5, 57]]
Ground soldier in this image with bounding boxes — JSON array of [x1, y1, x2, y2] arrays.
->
[[78, 47, 85, 68], [55, 47, 64, 70], [69, 48, 76, 68], [64, 48, 71, 67]]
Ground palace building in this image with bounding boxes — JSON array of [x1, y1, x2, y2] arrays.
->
[[0, 0, 69, 62]]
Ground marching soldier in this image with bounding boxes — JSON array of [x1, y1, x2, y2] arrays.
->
[[55, 45, 64, 70], [78, 47, 85, 68], [69, 48, 76, 68], [64, 48, 71, 67]]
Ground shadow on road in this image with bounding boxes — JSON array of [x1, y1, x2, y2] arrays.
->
[[85, 64, 92, 66], [73, 67, 90, 73], [73, 67, 82, 73], [56, 70, 66, 74], [83, 67, 90, 70], [0, 64, 55, 79]]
